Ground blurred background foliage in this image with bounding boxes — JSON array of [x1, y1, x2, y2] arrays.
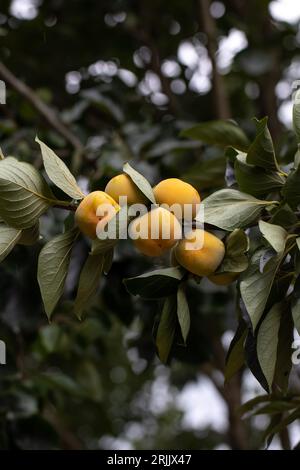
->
[[0, 0, 300, 450]]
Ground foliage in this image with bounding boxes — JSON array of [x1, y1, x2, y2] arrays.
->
[[1, 0, 300, 451]]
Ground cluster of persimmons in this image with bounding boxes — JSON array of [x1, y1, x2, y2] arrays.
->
[[75, 174, 238, 286]]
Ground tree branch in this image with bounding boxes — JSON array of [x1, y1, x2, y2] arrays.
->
[[210, 335, 248, 449], [124, 2, 179, 115], [197, 0, 231, 119], [0, 61, 84, 154]]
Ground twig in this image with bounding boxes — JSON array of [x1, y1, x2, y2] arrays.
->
[[0, 61, 84, 154], [43, 405, 83, 450], [205, 335, 248, 449], [197, 0, 231, 119], [53, 203, 78, 212]]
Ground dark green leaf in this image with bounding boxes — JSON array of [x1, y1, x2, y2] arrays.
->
[[235, 155, 285, 197], [257, 302, 283, 392], [217, 229, 249, 273], [270, 203, 297, 228], [147, 139, 201, 158], [103, 248, 114, 274], [244, 328, 269, 392], [239, 394, 273, 416], [180, 120, 249, 151], [274, 307, 293, 392], [124, 267, 184, 299], [74, 253, 105, 319], [81, 88, 124, 123], [19, 222, 40, 246], [182, 157, 226, 189], [225, 321, 247, 383], [240, 250, 283, 331], [177, 286, 190, 344], [247, 117, 279, 171], [156, 296, 177, 364], [38, 227, 79, 319], [282, 164, 300, 209], [264, 409, 300, 440]]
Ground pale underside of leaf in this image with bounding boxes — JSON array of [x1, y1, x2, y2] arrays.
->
[[240, 253, 282, 331], [257, 302, 282, 392], [201, 189, 274, 231], [0, 224, 21, 262], [123, 162, 156, 204], [36, 137, 85, 200], [0, 157, 56, 229], [259, 220, 287, 253], [38, 227, 79, 318]]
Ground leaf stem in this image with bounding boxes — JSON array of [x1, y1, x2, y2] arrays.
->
[[52, 200, 78, 212]]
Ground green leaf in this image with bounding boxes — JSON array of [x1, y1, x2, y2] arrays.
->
[[263, 409, 300, 440], [77, 361, 103, 402], [19, 222, 40, 246], [244, 328, 269, 391], [182, 157, 226, 189], [294, 145, 300, 168], [225, 321, 247, 383], [292, 298, 300, 335], [263, 413, 282, 448], [124, 267, 185, 299], [201, 189, 275, 231], [180, 120, 249, 151], [0, 157, 56, 229], [239, 394, 273, 415], [247, 117, 279, 171], [0, 224, 21, 262], [38, 227, 79, 319], [293, 89, 300, 143], [257, 302, 283, 392], [103, 248, 114, 274], [91, 237, 118, 256], [147, 139, 201, 158], [40, 371, 88, 398], [282, 164, 300, 209], [259, 220, 288, 253], [240, 250, 283, 331], [39, 324, 62, 354], [156, 296, 177, 364], [177, 286, 190, 344], [274, 308, 293, 392], [270, 203, 297, 228], [235, 154, 285, 197], [217, 229, 249, 273], [74, 253, 105, 319], [81, 89, 124, 123], [123, 162, 156, 204], [36, 137, 85, 200]]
